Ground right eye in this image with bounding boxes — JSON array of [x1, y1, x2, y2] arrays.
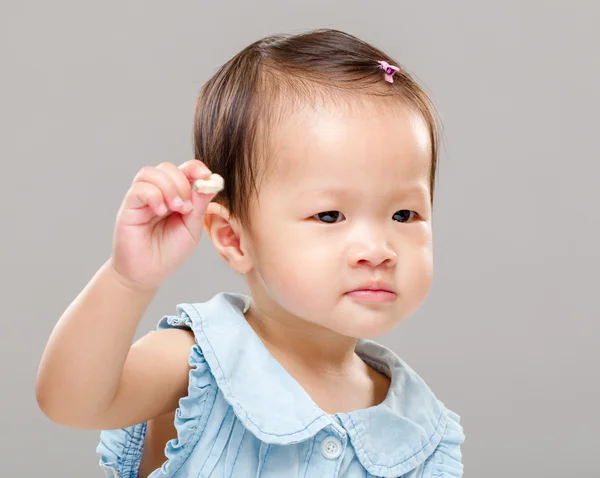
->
[[313, 211, 345, 224]]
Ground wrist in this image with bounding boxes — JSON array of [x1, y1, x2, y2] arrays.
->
[[103, 258, 162, 296]]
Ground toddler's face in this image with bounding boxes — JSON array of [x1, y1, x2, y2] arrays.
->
[[243, 101, 433, 339]]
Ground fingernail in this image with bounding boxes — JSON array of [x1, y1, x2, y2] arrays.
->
[[173, 197, 183, 207], [182, 201, 193, 212], [158, 204, 168, 215]]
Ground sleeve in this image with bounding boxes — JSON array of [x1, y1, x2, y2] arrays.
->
[[429, 408, 465, 477], [96, 313, 217, 477], [97, 422, 146, 477]]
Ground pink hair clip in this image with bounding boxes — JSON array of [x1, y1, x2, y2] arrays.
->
[[377, 60, 400, 84]]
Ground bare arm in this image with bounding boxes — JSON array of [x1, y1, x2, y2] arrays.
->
[[37, 159, 216, 430], [35, 258, 194, 429]]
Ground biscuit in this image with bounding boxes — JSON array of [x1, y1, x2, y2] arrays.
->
[[193, 173, 224, 194]]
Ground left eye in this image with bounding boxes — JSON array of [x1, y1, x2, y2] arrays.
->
[[392, 210, 418, 223], [313, 211, 345, 224]]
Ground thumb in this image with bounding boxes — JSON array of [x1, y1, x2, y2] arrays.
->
[[181, 186, 219, 239], [177, 159, 219, 240]]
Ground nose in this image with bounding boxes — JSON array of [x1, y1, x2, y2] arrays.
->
[[347, 239, 397, 269]]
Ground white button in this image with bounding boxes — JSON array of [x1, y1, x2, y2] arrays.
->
[[321, 436, 342, 459]]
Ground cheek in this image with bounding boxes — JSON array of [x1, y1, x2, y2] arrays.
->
[[251, 229, 337, 313], [399, 243, 434, 313]]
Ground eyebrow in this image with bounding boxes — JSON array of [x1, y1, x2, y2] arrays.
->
[[296, 185, 429, 199]]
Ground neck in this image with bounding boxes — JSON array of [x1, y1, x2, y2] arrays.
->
[[244, 298, 361, 378]]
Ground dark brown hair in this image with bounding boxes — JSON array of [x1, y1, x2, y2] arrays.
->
[[192, 28, 441, 230]]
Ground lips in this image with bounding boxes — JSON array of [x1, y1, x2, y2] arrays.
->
[[345, 283, 397, 303], [348, 283, 395, 293]]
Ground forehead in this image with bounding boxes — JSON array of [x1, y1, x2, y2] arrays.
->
[[265, 100, 432, 196]]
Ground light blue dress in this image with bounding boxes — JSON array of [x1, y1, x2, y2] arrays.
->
[[97, 292, 464, 477]]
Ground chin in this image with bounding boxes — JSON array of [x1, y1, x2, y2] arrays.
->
[[327, 309, 401, 340], [345, 323, 397, 340]]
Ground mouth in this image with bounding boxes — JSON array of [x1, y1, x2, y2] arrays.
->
[[345, 284, 397, 303]]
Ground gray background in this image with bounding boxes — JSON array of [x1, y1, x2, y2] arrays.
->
[[2, 1, 598, 476]]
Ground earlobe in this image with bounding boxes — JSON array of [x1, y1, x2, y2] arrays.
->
[[203, 203, 253, 274]]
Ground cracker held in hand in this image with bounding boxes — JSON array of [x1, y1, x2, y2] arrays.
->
[[193, 174, 224, 194]]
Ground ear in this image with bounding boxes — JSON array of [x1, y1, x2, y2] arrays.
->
[[203, 202, 254, 274]]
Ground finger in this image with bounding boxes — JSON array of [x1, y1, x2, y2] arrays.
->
[[156, 162, 197, 206], [133, 166, 181, 213], [178, 160, 216, 217], [178, 161, 220, 232], [125, 182, 168, 217], [177, 159, 212, 183], [180, 188, 218, 240]]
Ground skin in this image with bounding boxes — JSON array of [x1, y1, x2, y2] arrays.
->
[[141, 98, 435, 477], [204, 98, 434, 411], [38, 95, 434, 478]]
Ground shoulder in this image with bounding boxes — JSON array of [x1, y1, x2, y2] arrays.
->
[[97, 326, 216, 476], [132, 327, 196, 372], [140, 326, 195, 348]]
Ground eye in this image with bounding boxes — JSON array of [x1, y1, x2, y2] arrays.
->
[[392, 210, 418, 223], [313, 211, 345, 224]]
